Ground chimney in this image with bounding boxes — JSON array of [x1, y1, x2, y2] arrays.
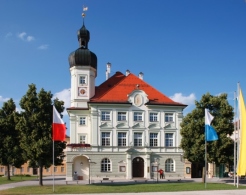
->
[[126, 69, 130, 76], [106, 62, 111, 80], [139, 72, 144, 80]]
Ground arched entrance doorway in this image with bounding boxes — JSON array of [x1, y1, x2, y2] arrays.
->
[[132, 157, 144, 178]]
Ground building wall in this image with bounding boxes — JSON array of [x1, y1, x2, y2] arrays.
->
[[66, 100, 186, 180]]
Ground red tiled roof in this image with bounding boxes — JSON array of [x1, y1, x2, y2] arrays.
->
[[90, 71, 186, 107]]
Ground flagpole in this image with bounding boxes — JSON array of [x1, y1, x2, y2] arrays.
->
[[53, 140, 55, 192], [205, 120, 207, 188], [237, 82, 240, 188], [234, 91, 236, 186], [204, 120, 207, 188]]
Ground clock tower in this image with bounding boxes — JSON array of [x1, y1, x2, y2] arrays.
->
[[68, 14, 97, 108]]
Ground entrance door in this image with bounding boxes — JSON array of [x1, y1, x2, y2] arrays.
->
[[132, 157, 144, 178]]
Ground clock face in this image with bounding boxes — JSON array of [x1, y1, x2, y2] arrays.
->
[[78, 87, 87, 96]]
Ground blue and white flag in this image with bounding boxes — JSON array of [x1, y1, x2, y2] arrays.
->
[[205, 108, 218, 141]]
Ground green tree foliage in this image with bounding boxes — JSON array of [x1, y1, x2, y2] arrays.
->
[[0, 99, 26, 180], [180, 93, 234, 166], [16, 84, 66, 186]]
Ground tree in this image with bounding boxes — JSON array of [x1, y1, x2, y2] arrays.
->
[[0, 99, 26, 180], [180, 93, 234, 167], [16, 84, 66, 186]]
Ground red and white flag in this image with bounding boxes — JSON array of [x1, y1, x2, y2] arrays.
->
[[52, 106, 66, 141]]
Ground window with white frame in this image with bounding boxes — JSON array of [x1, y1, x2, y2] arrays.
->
[[118, 112, 126, 121], [118, 132, 126, 146], [134, 133, 142, 146], [150, 133, 158, 147], [79, 117, 86, 125], [101, 111, 111, 121], [79, 135, 86, 144], [150, 113, 158, 122], [101, 158, 111, 172], [165, 133, 174, 147], [165, 113, 174, 122], [79, 76, 86, 84], [134, 112, 143, 121], [165, 158, 174, 172], [102, 132, 110, 146]]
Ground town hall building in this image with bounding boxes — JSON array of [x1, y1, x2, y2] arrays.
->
[[65, 13, 188, 182]]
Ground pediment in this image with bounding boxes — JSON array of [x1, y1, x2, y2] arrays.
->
[[148, 123, 161, 129], [116, 122, 130, 129], [99, 122, 113, 129], [132, 122, 145, 129], [164, 122, 175, 129], [118, 160, 126, 164]]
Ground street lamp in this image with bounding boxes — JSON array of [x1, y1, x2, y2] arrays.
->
[[155, 158, 160, 183], [88, 159, 91, 184]]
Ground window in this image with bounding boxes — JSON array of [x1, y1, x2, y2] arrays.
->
[[102, 132, 110, 146], [21, 167, 24, 173], [0, 167, 4, 172], [79, 135, 86, 144], [165, 158, 174, 172], [79, 117, 86, 125], [118, 132, 126, 146], [46, 168, 50, 172], [165, 133, 174, 147], [101, 111, 110, 121], [118, 112, 126, 121], [27, 167, 30, 172], [61, 167, 65, 172], [101, 158, 111, 172], [150, 113, 158, 122], [134, 112, 143, 121], [165, 113, 174, 122], [150, 133, 158, 147], [134, 133, 142, 146], [79, 76, 86, 84], [54, 167, 57, 172]]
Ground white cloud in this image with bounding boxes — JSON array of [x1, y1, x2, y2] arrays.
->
[[17, 32, 35, 42], [170, 93, 196, 115], [18, 32, 27, 40], [0, 96, 9, 103], [27, 36, 35, 42], [170, 93, 196, 105], [38, 44, 49, 50], [53, 89, 71, 115], [5, 32, 13, 38]]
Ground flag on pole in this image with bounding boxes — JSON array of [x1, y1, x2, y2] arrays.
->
[[52, 106, 66, 141], [237, 87, 246, 176], [205, 108, 218, 141]]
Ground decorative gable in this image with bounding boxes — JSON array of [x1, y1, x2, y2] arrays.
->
[[128, 90, 149, 107]]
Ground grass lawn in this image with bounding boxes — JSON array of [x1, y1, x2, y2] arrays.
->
[[0, 175, 38, 185], [1, 182, 246, 194]]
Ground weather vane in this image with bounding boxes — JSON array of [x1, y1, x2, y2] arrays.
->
[[82, 5, 88, 18]]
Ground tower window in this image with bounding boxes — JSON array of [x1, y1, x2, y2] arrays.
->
[[79, 76, 86, 85]]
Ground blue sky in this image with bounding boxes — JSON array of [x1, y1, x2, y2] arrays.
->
[[1, 0, 246, 135]]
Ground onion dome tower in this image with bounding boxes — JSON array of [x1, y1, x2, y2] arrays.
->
[[68, 10, 97, 107]]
